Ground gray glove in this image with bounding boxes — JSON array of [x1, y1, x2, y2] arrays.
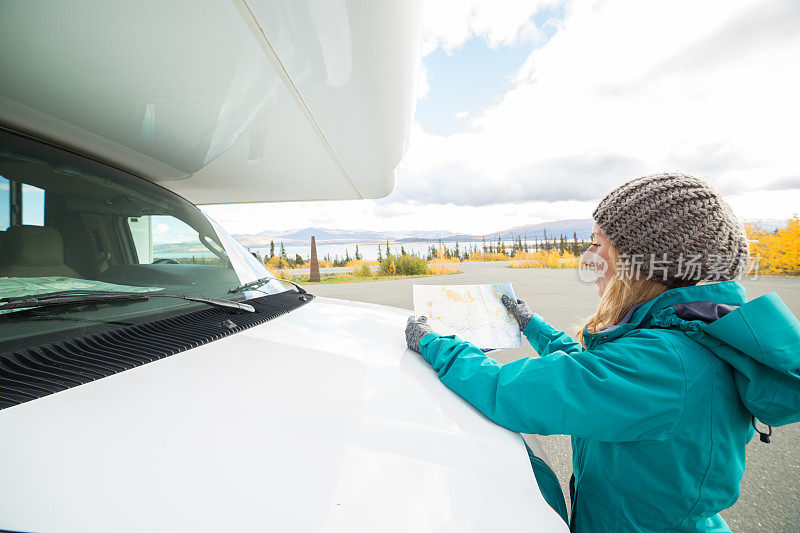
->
[[501, 295, 533, 332], [406, 315, 433, 354]]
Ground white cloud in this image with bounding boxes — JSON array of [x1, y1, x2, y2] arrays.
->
[[422, 0, 556, 55], [201, 197, 595, 236], [401, 0, 800, 218], [206, 0, 800, 235], [453, 111, 469, 119]]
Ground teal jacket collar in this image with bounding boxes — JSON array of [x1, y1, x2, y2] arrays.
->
[[582, 280, 747, 346]]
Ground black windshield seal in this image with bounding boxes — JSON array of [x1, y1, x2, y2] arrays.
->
[[0, 290, 255, 314]]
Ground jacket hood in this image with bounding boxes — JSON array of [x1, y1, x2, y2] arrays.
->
[[588, 280, 800, 427]]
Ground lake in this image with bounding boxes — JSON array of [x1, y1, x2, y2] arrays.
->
[[156, 241, 496, 261]]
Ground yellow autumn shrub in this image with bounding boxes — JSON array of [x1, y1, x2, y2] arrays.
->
[[267, 256, 290, 269], [747, 215, 800, 276], [351, 263, 374, 277]]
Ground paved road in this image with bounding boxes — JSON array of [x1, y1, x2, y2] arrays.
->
[[307, 262, 800, 532]]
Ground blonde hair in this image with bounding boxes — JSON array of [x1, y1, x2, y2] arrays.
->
[[577, 244, 668, 347]]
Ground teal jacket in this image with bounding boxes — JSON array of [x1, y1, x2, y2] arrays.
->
[[418, 281, 800, 532]]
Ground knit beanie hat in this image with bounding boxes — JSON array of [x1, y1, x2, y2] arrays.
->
[[592, 173, 750, 288]]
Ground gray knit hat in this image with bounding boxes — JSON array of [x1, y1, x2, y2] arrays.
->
[[592, 173, 749, 288]]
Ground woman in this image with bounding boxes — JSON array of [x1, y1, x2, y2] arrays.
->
[[405, 173, 800, 532]]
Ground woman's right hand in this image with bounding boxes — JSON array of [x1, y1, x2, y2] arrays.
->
[[501, 295, 533, 332]]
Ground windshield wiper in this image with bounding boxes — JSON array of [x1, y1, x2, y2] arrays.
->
[[229, 277, 307, 295], [0, 290, 255, 314]]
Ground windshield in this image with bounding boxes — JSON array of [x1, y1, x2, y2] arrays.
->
[[0, 129, 286, 351]]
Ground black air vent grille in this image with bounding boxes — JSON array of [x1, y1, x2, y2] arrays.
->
[[0, 291, 313, 410]]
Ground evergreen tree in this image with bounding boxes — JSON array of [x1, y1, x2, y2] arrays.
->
[[295, 253, 303, 265], [355, 245, 361, 261], [454, 242, 460, 258], [269, 240, 275, 258], [279, 242, 286, 259], [497, 236, 503, 255], [377, 245, 383, 262], [400, 245, 406, 256], [385, 240, 391, 258], [345, 249, 351, 262]]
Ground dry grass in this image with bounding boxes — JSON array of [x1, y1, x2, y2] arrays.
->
[[509, 250, 581, 269], [291, 271, 460, 284], [427, 255, 462, 274], [427, 263, 462, 275], [345, 259, 379, 267], [463, 252, 512, 262], [275, 268, 294, 279]]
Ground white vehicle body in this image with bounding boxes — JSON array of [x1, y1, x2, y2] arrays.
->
[[0, 298, 566, 532], [0, 1, 568, 531]]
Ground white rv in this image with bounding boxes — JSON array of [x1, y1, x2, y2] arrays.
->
[[0, 1, 567, 531]]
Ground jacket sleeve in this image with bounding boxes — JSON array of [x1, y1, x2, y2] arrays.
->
[[418, 330, 686, 442], [523, 312, 584, 356]]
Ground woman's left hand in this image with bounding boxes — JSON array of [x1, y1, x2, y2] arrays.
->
[[406, 316, 434, 354], [501, 295, 533, 331]]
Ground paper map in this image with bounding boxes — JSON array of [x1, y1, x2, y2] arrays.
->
[[413, 282, 521, 349]]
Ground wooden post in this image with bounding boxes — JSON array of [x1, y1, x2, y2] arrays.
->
[[309, 236, 321, 282]]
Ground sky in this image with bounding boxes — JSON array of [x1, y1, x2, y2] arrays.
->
[[202, 0, 800, 236]]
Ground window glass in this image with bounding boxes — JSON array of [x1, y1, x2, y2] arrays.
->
[[0, 129, 284, 351], [21, 183, 44, 226], [127, 216, 153, 263], [0, 176, 8, 230], [127, 215, 229, 267]]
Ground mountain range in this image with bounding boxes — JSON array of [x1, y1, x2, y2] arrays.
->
[[231, 217, 788, 247], [233, 219, 595, 246]]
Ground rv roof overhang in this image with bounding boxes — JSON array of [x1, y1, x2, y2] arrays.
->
[[0, 0, 422, 204]]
